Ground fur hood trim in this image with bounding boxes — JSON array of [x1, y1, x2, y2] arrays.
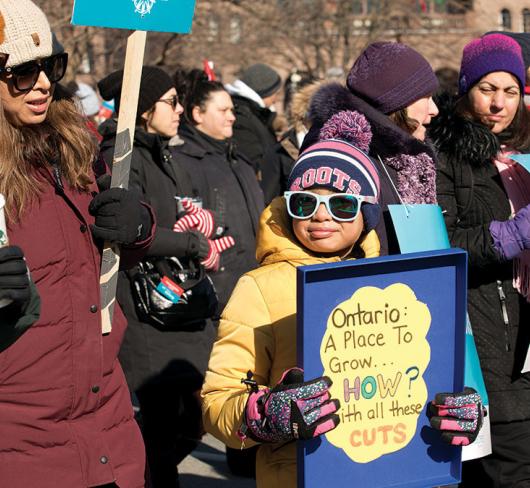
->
[[307, 82, 433, 158], [428, 92, 500, 167]]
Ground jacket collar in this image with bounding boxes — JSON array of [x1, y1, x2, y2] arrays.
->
[[428, 92, 500, 167]]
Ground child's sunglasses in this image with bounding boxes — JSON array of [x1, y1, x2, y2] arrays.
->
[[0, 52, 68, 92], [284, 191, 377, 222]]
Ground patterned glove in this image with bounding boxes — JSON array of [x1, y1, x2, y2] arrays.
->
[[428, 387, 485, 446], [173, 199, 222, 238], [201, 236, 235, 271], [238, 368, 340, 444]]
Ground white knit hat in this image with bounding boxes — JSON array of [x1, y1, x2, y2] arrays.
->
[[0, 0, 53, 67]]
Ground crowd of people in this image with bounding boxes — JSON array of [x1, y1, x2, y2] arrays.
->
[[1, 1, 530, 487]]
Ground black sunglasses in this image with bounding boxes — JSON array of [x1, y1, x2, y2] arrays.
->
[[0, 53, 68, 92], [157, 95, 179, 110]]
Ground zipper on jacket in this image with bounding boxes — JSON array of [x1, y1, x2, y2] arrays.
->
[[51, 163, 64, 194], [496, 280, 511, 351]]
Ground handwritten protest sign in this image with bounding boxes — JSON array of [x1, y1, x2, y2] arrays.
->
[[321, 283, 431, 464], [297, 249, 467, 488], [71, 0, 196, 332]]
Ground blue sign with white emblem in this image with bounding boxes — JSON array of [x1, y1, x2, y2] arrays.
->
[[72, 0, 196, 33]]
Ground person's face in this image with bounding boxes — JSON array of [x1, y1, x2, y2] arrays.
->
[[406, 95, 439, 141], [143, 87, 183, 138], [468, 71, 521, 134], [262, 90, 279, 108], [291, 188, 365, 256], [193, 90, 236, 140], [0, 69, 54, 127]]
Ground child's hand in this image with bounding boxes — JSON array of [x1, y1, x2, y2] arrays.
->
[[238, 368, 340, 444], [428, 387, 486, 446]]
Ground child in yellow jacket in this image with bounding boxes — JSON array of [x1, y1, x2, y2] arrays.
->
[[201, 111, 484, 488]]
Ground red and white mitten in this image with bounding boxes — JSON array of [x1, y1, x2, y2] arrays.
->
[[201, 236, 235, 271], [173, 199, 216, 238]]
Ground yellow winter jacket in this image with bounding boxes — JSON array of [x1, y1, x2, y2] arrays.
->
[[201, 197, 380, 488]]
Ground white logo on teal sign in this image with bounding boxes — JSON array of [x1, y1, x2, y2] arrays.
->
[[0, 230, 6, 246], [133, 0, 156, 16]]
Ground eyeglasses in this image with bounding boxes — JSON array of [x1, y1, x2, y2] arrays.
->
[[284, 191, 377, 222], [157, 95, 179, 110], [0, 52, 68, 92]]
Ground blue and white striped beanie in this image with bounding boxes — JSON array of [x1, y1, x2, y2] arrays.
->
[[287, 110, 381, 231]]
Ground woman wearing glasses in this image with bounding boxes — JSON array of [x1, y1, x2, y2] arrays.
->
[[0, 1, 155, 487], [98, 66, 222, 488]]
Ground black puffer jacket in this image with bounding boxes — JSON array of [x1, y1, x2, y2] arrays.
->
[[172, 123, 264, 310], [303, 83, 438, 256], [99, 120, 215, 392], [430, 94, 530, 424], [231, 95, 278, 175]]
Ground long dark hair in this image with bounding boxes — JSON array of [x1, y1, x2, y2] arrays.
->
[[176, 69, 226, 125], [456, 92, 530, 151]]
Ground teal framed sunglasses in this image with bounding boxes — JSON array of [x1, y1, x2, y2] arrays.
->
[[284, 191, 377, 222]]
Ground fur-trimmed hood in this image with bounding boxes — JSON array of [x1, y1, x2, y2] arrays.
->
[[304, 82, 434, 158], [428, 92, 500, 167]]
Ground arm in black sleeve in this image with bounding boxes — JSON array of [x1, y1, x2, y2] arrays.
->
[[436, 159, 501, 269], [147, 227, 209, 260]]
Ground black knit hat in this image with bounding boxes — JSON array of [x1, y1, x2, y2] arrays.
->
[[98, 66, 174, 122], [240, 63, 281, 98]]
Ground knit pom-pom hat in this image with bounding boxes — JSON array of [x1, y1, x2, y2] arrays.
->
[[287, 110, 381, 231], [459, 33, 525, 95]]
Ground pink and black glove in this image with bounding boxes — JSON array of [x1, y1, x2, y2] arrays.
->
[[490, 204, 530, 260], [201, 236, 235, 271], [238, 368, 340, 444], [173, 199, 223, 238], [428, 387, 485, 446]]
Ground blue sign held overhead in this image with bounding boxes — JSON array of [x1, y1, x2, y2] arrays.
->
[[72, 0, 196, 33]]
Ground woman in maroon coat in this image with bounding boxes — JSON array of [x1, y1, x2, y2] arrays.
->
[[0, 1, 153, 487]]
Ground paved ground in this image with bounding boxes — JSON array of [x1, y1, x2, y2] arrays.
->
[[179, 434, 256, 488]]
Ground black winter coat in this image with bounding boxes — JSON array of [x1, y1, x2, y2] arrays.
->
[[303, 83, 437, 256], [262, 128, 299, 205], [172, 124, 264, 310], [231, 95, 278, 175], [99, 120, 216, 392], [430, 95, 530, 424]]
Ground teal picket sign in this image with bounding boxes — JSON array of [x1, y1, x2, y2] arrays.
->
[[509, 153, 530, 173], [71, 0, 196, 33], [389, 203, 492, 461]]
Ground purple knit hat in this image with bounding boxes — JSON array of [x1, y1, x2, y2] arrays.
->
[[459, 33, 525, 95], [346, 42, 439, 115]]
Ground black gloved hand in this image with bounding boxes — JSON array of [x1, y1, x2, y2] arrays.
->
[[0, 246, 30, 310], [89, 187, 151, 245]]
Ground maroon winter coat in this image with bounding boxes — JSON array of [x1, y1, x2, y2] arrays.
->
[[1, 165, 151, 487]]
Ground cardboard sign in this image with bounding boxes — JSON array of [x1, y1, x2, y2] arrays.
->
[[71, 0, 196, 33], [297, 249, 467, 488]]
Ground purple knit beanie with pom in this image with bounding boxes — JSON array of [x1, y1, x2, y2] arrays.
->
[[286, 111, 381, 231], [346, 42, 439, 114], [459, 33, 525, 95]]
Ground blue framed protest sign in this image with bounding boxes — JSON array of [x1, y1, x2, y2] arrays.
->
[[71, 0, 196, 33], [297, 249, 467, 488]]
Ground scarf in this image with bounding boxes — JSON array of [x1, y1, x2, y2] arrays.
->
[[384, 152, 437, 204], [494, 149, 530, 301]]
